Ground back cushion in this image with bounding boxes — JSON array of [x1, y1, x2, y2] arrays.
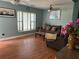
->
[[46, 25, 51, 31], [50, 26, 61, 35], [50, 27, 56, 32]]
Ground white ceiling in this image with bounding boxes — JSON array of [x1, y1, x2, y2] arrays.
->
[[2, 0, 74, 9]]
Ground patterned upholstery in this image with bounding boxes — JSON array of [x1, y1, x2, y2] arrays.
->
[[45, 26, 67, 50]]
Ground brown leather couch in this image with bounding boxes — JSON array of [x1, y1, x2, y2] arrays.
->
[[45, 26, 68, 51]]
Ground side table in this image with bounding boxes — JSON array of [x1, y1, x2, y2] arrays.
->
[[56, 46, 79, 59]]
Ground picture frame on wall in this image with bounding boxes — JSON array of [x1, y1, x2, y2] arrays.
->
[[49, 10, 61, 20], [0, 7, 15, 17]]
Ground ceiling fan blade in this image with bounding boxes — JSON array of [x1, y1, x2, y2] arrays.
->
[[14, 0, 20, 2], [1, 0, 20, 2], [10, 0, 20, 4], [0, 0, 8, 1]]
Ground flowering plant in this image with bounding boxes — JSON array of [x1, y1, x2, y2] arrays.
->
[[61, 18, 79, 35]]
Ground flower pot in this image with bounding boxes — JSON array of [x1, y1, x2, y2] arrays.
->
[[68, 34, 76, 49]]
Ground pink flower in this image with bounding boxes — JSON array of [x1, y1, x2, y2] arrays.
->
[[66, 22, 73, 28], [61, 26, 67, 35], [76, 18, 79, 24], [61, 22, 73, 35], [64, 26, 68, 30]]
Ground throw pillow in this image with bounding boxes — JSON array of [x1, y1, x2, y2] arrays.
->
[[46, 26, 50, 31], [50, 27, 56, 32], [45, 33, 57, 40]]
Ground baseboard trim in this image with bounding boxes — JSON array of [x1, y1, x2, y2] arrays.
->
[[0, 33, 34, 41]]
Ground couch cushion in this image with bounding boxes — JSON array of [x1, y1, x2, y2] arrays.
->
[[50, 27, 56, 32], [45, 33, 57, 40]]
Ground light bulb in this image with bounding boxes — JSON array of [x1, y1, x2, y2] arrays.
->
[[48, 9, 50, 12]]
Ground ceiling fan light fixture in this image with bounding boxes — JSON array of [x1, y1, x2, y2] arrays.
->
[[10, 0, 20, 4], [48, 4, 53, 12], [48, 0, 55, 12]]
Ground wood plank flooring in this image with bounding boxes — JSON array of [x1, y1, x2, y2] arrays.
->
[[0, 36, 56, 59]]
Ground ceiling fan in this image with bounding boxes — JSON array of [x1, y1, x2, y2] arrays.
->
[[10, 0, 20, 4], [2, 0, 20, 4], [48, 4, 53, 12], [48, 0, 58, 12]]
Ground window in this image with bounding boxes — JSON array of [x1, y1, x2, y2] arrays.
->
[[17, 11, 36, 32], [17, 11, 23, 31], [49, 10, 60, 20]]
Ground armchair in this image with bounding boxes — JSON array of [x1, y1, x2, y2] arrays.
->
[[35, 24, 51, 39], [45, 26, 67, 50]]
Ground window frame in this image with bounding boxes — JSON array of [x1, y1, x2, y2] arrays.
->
[[17, 11, 36, 32]]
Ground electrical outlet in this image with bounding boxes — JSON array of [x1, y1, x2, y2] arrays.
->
[[2, 33, 5, 36]]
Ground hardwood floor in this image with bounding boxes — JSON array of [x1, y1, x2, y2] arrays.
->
[[0, 36, 56, 59]]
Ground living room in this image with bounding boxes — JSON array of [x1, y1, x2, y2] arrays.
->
[[0, 0, 79, 59]]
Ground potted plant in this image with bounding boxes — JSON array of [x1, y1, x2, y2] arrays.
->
[[61, 18, 79, 49]]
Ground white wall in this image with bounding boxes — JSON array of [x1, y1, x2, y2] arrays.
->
[[61, 8, 73, 21], [43, 4, 74, 26]]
